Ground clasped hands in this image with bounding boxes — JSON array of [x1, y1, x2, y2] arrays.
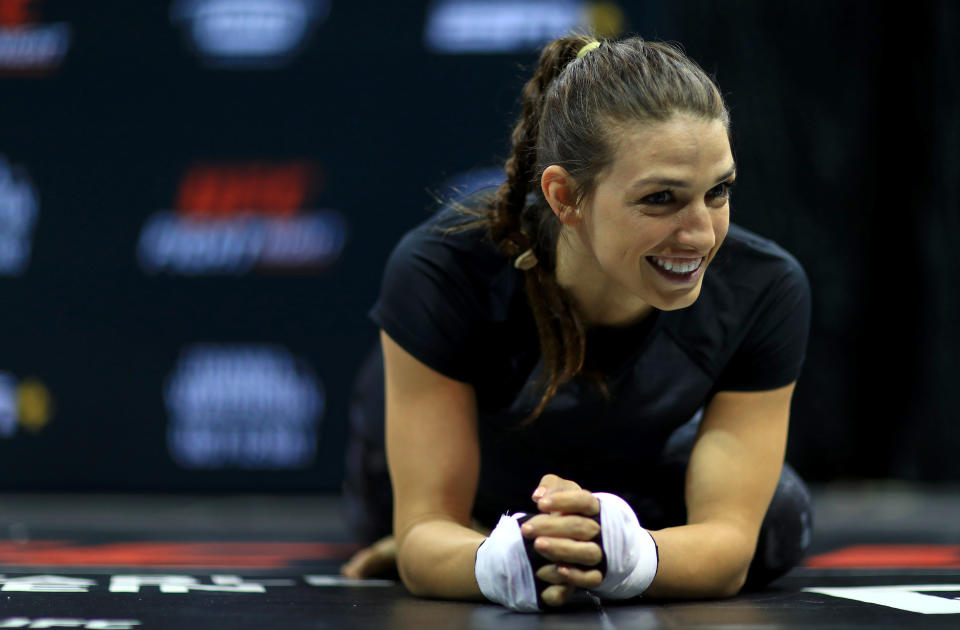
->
[[340, 472, 656, 612], [521, 473, 605, 607], [476, 473, 658, 611]]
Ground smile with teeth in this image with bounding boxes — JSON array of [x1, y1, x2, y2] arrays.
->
[[649, 256, 704, 275]]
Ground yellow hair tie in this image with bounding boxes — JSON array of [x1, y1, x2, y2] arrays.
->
[[576, 41, 601, 60]]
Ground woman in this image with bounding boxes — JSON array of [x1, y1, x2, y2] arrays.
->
[[342, 35, 812, 612]]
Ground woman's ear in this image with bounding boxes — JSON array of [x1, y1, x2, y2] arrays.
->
[[541, 165, 582, 226]]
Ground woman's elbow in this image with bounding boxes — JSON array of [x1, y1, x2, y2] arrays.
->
[[397, 565, 435, 598], [395, 539, 428, 596], [696, 546, 753, 599], [710, 544, 755, 598], [681, 570, 747, 600], [716, 567, 749, 598], [401, 574, 429, 598], [709, 526, 756, 598]]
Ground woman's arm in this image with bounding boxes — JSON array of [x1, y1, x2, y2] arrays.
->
[[643, 382, 796, 598], [382, 330, 607, 605], [381, 330, 486, 599]]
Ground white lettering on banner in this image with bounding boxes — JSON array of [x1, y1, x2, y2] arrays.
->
[[0, 156, 39, 276], [425, 0, 586, 53], [171, 0, 330, 68], [136, 211, 346, 275], [108, 574, 292, 594], [804, 584, 960, 614], [164, 345, 324, 469], [0, 576, 96, 593], [0, 373, 16, 438], [0, 620, 139, 630], [0, 24, 71, 72], [0, 574, 396, 595]]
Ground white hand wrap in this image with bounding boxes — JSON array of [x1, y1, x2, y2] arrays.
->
[[474, 513, 540, 612], [591, 492, 659, 600]]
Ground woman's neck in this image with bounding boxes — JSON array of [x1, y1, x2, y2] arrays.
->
[[554, 228, 654, 328]]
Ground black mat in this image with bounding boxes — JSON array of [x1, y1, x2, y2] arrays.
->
[[0, 488, 958, 629]]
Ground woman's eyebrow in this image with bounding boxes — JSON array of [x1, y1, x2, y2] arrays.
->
[[627, 166, 737, 190], [715, 166, 737, 182]]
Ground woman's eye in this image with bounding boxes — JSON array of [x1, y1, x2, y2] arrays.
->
[[708, 181, 734, 199], [641, 190, 673, 205]]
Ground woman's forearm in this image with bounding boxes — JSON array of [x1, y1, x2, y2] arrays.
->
[[397, 518, 488, 600], [644, 522, 755, 599], [397, 514, 754, 602]]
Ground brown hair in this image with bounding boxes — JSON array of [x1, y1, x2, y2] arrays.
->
[[484, 35, 729, 423]]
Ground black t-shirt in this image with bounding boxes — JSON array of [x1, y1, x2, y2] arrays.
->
[[370, 188, 811, 523]]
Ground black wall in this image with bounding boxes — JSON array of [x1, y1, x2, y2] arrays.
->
[[0, 0, 957, 490]]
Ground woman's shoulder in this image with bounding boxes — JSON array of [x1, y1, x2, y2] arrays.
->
[[390, 186, 511, 288], [669, 224, 809, 353], [379, 185, 521, 322], [371, 185, 520, 382], [710, 224, 808, 298], [680, 224, 811, 391]]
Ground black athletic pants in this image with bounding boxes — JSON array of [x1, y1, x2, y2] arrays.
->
[[343, 344, 813, 590]]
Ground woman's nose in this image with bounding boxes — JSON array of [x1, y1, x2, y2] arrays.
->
[[674, 202, 716, 251]]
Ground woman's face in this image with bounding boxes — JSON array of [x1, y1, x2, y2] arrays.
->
[[575, 114, 735, 313]]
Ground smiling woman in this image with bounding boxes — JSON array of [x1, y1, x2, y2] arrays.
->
[[547, 115, 735, 324], [342, 35, 813, 613]]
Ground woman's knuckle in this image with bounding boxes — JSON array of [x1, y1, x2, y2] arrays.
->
[[536, 565, 560, 583], [542, 584, 565, 606], [573, 572, 591, 588], [575, 543, 600, 566]]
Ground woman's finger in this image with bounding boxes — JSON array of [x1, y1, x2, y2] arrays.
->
[[537, 564, 604, 590], [536, 489, 600, 516], [535, 563, 565, 585], [520, 514, 600, 541], [340, 535, 397, 578], [533, 536, 603, 566], [340, 548, 373, 578], [540, 583, 575, 607], [532, 473, 582, 501]]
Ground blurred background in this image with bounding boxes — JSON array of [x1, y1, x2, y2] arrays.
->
[[0, 0, 957, 494]]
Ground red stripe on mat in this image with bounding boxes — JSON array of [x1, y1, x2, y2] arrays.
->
[[0, 541, 362, 568], [805, 544, 960, 569]]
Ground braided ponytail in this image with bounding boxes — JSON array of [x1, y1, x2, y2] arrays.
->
[[484, 35, 729, 425], [488, 35, 594, 425], [488, 35, 590, 260]]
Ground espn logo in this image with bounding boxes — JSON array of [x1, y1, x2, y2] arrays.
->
[[175, 163, 320, 218], [0, 0, 71, 74], [137, 161, 346, 275]]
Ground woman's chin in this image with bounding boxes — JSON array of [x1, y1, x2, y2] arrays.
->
[[645, 284, 704, 311]]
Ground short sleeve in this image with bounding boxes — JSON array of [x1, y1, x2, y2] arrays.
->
[[369, 223, 489, 384], [714, 257, 812, 391]]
